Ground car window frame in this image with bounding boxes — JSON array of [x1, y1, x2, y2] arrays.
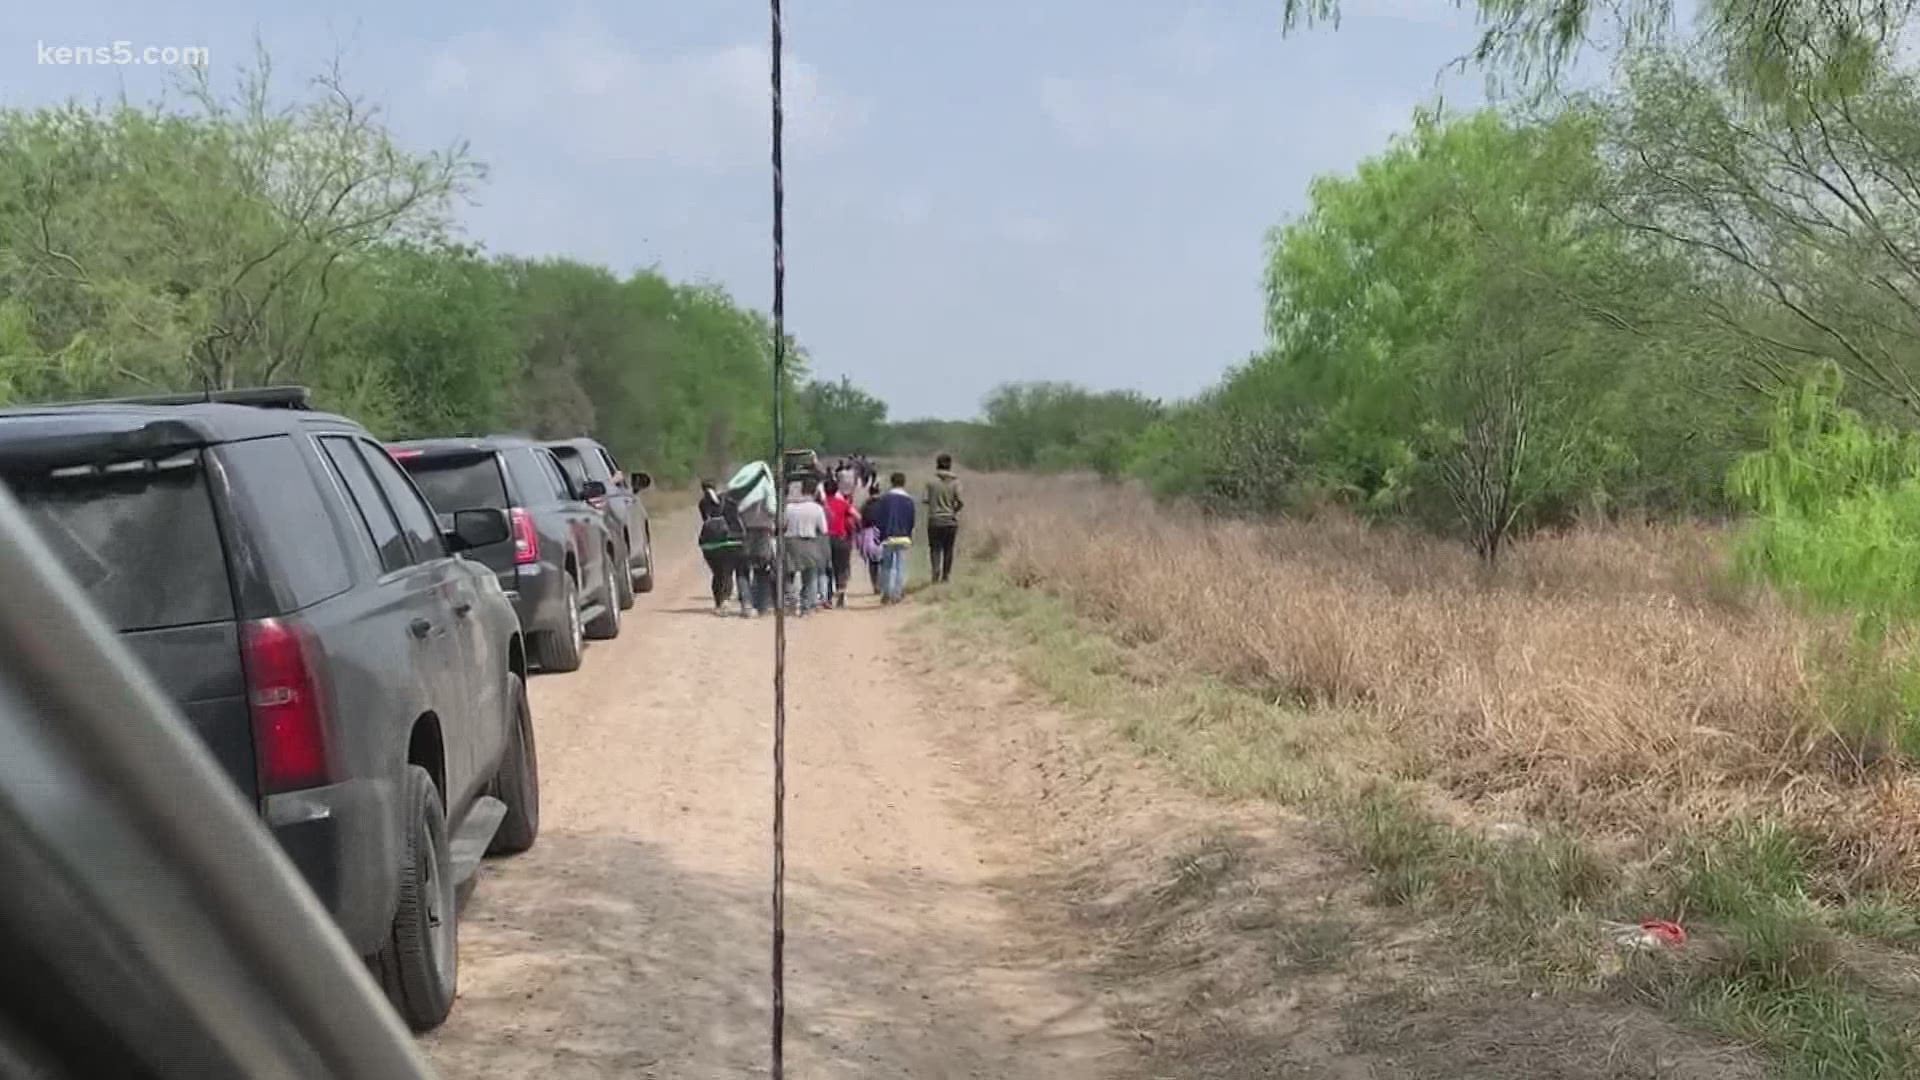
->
[[315, 435, 412, 575], [354, 440, 447, 564], [535, 449, 575, 501]]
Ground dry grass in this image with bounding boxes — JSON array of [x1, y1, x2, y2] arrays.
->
[[965, 472, 1920, 898]]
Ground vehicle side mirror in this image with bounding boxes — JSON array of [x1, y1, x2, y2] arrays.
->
[[446, 508, 511, 552], [630, 471, 653, 491], [580, 479, 608, 501]]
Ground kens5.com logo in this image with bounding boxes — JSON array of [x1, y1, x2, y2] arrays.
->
[[37, 40, 210, 67]]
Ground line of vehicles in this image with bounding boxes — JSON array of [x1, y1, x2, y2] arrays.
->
[[0, 386, 654, 1036]]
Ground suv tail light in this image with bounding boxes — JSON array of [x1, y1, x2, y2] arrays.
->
[[587, 494, 608, 511], [510, 507, 539, 565], [242, 618, 331, 794]]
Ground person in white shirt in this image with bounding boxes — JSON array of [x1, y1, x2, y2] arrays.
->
[[781, 478, 830, 616]]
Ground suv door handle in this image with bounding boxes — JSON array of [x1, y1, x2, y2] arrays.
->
[[409, 617, 433, 640]]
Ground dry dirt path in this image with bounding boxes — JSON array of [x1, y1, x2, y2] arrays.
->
[[423, 514, 1123, 1079]]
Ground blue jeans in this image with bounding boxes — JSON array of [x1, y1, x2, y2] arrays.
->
[[880, 544, 909, 601], [788, 568, 819, 613]]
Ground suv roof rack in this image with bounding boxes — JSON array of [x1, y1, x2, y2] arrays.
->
[[59, 386, 315, 411]]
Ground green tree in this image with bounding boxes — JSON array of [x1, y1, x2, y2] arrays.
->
[[798, 376, 889, 454]]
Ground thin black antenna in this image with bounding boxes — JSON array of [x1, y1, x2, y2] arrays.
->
[[767, 0, 790, 1076]]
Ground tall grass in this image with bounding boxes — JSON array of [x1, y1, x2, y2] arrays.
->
[[965, 472, 1920, 898]]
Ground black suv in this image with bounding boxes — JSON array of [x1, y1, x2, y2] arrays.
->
[[0, 387, 540, 1032], [391, 437, 621, 673], [545, 436, 655, 603]]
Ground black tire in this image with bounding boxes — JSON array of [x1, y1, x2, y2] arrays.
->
[[614, 536, 637, 610], [585, 557, 620, 640], [633, 529, 656, 594], [488, 673, 539, 855], [373, 765, 457, 1031], [531, 575, 584, 673]]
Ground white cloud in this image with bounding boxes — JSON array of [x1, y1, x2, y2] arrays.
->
[[1039, 76, 1230, 153], [423, 27, 866, 171]]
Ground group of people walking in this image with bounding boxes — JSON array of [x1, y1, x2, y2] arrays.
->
[[696, 454, 965, 617]]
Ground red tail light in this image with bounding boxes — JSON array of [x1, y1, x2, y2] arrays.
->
[[243, 618, 331, 794], [510, 507, 539, 565], [587, 495, 608, 511]]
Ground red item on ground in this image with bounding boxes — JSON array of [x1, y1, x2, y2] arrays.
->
[[1639, 919, 1687, 947]]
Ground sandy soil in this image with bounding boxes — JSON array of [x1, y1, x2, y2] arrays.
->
[[423, 515, 1125, 1079]]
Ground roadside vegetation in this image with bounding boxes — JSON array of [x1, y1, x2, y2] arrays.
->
[[0, 58, 889, 482], [937, 474, 1920, 1076], [895, 28, 1920, 1073]]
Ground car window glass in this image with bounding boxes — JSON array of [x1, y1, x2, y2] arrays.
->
[[538, 450, 574, 499], [318, 437, 410, 573], [550, 446, 590, 489], [402, 454, 510, 512], [357, 442, 445, 561], [9, 453, 234, 632], [215, 436, 352, 614], [597, 449, 622, 484]]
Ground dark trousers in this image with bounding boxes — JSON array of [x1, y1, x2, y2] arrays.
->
[[928, 524, 958, 582], [703, 546, 745, 607], [829, 537, 853, 600]]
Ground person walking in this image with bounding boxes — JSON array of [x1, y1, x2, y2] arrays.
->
[[727, 460, 778, 617], [696, 480, 751, 616], [868, 471, 917, 604], [823, 476, 856, 609], [923, 453, 964, 584], [858, 481, 885, 593], [782, 478, 829, 616]]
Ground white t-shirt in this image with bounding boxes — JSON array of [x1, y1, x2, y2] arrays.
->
[[783, 499, 828, 539]]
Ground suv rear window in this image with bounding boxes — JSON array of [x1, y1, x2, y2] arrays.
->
[[12, 456, 235, 632], [402, 454, 508, 512]]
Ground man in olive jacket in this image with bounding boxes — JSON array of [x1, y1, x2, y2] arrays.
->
[[923, 453, 964, 584]]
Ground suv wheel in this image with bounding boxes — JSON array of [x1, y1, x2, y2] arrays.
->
[[373, 766, 458, 1031], [615, 539, 636, 610], [585, 559, 620, 640], [532, 577, 584, 673], [633, 529, 656, 594], [488, 673, 539, 855]]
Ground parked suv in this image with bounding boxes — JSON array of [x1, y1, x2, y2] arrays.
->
[[545, 436, 654, 604], [391, 437, 621, 673], [0, 386, 540, 1032]]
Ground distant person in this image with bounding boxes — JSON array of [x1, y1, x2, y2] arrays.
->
[[822, 477, 856, 609], [727, 460, 778, 617], [923, 453, 964, 584], [782, 478, 829, 616], [858, 481, 885, 593], [868, 471, 917, 604], [696, 480, 750, 616]]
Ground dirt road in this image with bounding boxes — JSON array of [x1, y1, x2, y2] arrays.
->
[[423, 516, 1123, 1079]]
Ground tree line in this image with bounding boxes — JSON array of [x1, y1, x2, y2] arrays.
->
[[935, 19, 1920, 571], [0, 60, 892, 484]]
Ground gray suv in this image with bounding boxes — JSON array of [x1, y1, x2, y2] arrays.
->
[[546, 436, 654, 602], [0, 387, 539, 1032], [392, 436, 622, 673]]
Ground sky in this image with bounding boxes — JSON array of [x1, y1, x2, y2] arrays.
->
[[0, 1, 1485, 419]]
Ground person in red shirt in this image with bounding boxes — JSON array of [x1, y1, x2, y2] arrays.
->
[[822, 479, 857, 609]]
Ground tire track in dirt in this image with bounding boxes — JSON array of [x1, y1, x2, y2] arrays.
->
[[423, 512, 1123, 1079]]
